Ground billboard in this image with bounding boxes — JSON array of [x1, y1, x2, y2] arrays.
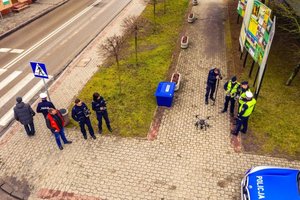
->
[[237, 0, 248, 17], [244, 0, 273, 66], [239, 0, 254, 51], [0, 0, 12, 11]]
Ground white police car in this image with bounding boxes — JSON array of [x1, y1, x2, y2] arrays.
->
[[241, 166, 300, 200]]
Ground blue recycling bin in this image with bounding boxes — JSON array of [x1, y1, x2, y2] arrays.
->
[[155, 82, 176, 107]]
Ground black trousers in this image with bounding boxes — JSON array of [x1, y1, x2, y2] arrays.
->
[[205, 83, 216, 101], [223, 96, 236, 114], [79, 118, 95, 138], [24, 122, 35, 136], [233, 116, 249, 136], [96, 111, 111, 131]]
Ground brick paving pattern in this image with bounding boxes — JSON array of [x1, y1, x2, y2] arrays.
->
[[1, 0, 300, 199]]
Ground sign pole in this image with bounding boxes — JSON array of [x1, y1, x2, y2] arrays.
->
[[243, 51, 249, 68], [43, 78, 51, 102], [255, 64, 268, 100], [248, 60, 255, 77], [253, 66, 260, 87]]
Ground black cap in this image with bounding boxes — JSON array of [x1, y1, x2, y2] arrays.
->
[[231, 76, 237, 82], [16, 97, 22, 103], [241, 81, 248, 85]]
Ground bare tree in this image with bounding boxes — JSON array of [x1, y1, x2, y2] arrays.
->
[[271, 1, 300, 85], [101, 35, 126, 94], [149, 0, 157, 29], [122, 16, 148, 66]]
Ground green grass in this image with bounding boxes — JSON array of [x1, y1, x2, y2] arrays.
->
[[239, 36, 300, 158], [226, 0, 300, 158], [71, 1, 189, 137]]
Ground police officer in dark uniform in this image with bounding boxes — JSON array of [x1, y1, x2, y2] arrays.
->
[[205, 68, 222, 105], [72, 98, 96, 140], [36, 93, 56, 118], [92, 92, 112, 134]]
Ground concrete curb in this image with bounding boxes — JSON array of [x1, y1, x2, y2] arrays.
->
[[0, 0, 69, 40]]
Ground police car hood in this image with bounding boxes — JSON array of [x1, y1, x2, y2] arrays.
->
[[246, 167, 300, 200]]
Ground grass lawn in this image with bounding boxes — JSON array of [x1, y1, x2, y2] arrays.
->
[[71, 1, 189, 137], [227, 1, 300, 159]]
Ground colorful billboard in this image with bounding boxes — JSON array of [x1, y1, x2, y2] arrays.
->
[[237, 0, 248, 17], [0, 0, 12, 11], [244, 0, 273, 66]]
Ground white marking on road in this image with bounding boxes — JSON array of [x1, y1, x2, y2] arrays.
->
[[10, 49, 24, 54], [0, 48, 12, 53], [0, 76, 53, 126], [0, 73, 34, 109], [0, 69, 6, 76], [2, 0, 103, 70], [0, 71, 22, 91]]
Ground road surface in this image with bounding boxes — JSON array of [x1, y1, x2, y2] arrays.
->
[[0, 0, 131, 131]]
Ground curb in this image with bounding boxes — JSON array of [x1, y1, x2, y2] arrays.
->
[[0, 0, 69, 40]]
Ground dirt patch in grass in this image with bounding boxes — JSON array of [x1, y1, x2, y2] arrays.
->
[[226, 0, 300, 160]]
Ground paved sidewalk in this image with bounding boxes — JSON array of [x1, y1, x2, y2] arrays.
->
[[0, 0, 68, 37], [1, 0, 300, 199]]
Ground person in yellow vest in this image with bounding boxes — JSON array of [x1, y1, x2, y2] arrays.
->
[[221, 76, 240, 117], [237, 81, 251, 106], [232, 91, 256, 136]]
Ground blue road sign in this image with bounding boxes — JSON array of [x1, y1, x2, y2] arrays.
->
[[30, 62, 48, 79]]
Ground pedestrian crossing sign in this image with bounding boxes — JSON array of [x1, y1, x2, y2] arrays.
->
[[30, 62, 49, 79]]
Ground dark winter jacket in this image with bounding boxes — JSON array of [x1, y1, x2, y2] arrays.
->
[[14, 102, 35, 125], [46, 111, 64, 133], [71, 103, 90, 122], [36, 100, 56, 118], [207, 68, 221, 85], [92, 97, 107, 113]]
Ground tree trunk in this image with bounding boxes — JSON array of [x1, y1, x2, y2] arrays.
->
[[286, 64, 300, 86], [135, 25, 138, 66], [116, 56, 122, 94]]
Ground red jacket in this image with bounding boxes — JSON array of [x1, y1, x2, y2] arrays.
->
[[46, 111, 64, 132]]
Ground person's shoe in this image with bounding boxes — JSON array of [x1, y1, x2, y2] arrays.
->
[[108, 127, 113, 132], [65, 141, 72, 144], [210, 97, 215, 101], [83, 135, 87, 140], [241, 130, 247, 134], [221, 110, 227, 113], [59, 146, 63, 150], [92, 135, 96, 140], [230, 113, 234, 117], [98, 129, 103, 134], [205, 100, 208, 105]]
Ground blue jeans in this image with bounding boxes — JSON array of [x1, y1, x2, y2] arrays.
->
[[54, 127, 68, 148]]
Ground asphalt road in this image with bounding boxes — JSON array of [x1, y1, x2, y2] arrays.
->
[[0, 0, 131, 130]]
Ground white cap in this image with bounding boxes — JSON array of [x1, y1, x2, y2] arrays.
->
[[39, 93, 47, 99], [245, 91, 253, 98]]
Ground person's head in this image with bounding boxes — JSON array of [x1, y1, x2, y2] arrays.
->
[[231, 76, 237, 83], [48, 108, 57, 115], [241, 81, 249, 89], [245, 91, 253, 100], [93, 92, 100, 101], [75, 98, 82, 106], [214, 68, 219, 74], [39, 93, 47, 100], [16, 96, 22, 103]]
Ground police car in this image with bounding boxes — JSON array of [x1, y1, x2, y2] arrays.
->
[[241, 166, 300, 200]]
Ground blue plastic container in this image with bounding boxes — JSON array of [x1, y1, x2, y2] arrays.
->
[[155, 82, 176, 107]]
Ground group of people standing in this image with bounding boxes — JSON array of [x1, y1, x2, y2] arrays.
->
[[13, 92, 112, 150], [205, 67, 257, 137]]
